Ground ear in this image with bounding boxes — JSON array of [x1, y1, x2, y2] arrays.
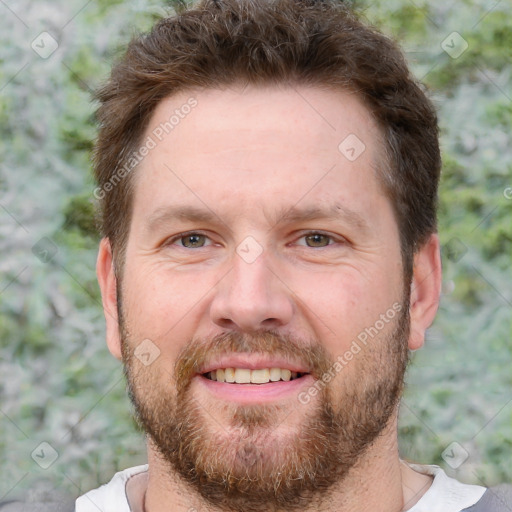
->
[[96, 237, 122, 360], [408, 233, 442, 351]]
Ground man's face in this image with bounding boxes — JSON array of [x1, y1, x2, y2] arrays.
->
[[116, 85, 410, 510]]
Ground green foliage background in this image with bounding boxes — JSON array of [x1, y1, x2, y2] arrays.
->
[[0, 0, 510, 501]]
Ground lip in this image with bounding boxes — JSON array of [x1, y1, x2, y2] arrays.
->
[[198, 355, 311, 374], [195, 373, 315, 404]]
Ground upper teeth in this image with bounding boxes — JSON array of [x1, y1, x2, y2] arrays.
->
[[206, 368, 301, 384]]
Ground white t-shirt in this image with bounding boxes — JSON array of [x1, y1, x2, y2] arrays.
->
[[75, 462, 486, 512]]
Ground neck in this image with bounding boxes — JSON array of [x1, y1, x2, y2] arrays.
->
[[128, 419, 433, 512]]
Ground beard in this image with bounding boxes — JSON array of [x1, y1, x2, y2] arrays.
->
[[119, 296, 410, 512]]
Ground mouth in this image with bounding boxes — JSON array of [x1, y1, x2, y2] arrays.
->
[[197, 368, 314, 404], [201, 368, 310, 384], [196, 356, 314, 403]]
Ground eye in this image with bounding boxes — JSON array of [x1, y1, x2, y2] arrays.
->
[[296, 232, 340, 248], [166, 232, 212, 249], [164, 231, 342, 250]]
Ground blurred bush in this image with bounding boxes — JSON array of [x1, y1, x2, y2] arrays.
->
[[0, 0, 510, 500]]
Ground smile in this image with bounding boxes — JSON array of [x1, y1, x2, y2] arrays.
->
[[203, 367, 308, 384], [197, 371, 314, 404]]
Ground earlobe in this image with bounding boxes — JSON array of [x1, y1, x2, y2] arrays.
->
[[408, 234, 442, 351], [96, 237, 123, 360]]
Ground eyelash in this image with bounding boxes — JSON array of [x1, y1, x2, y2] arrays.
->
[[164, 231, 344, 249]]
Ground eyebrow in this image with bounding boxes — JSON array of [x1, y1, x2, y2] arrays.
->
[[144, 202, 370, 235], [268, 204, 370, 233], [145, 205, 228, 235]]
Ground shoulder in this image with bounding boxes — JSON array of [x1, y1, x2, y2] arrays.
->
[[405, 461, 512, 512], [75, 464, 149, 512], [462, 484, 512, 512]]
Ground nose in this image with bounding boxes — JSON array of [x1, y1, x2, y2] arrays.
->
[[209, 248, 294, 332]]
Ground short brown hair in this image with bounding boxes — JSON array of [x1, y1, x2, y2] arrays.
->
[[93, 0, 440, 282]]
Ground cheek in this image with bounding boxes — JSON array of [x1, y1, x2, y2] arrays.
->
[[126, 259, 211, 310], [121, 265, 208, 347], [296, 268, 400, 349]]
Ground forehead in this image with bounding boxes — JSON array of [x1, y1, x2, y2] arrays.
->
[[131, 84, 389, 228], [145, 84, 381, 158]]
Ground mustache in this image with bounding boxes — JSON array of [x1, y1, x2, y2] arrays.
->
[[173, 330, 332, 393]]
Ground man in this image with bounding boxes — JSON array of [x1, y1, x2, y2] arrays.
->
[[73, 0, 510, 511]]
